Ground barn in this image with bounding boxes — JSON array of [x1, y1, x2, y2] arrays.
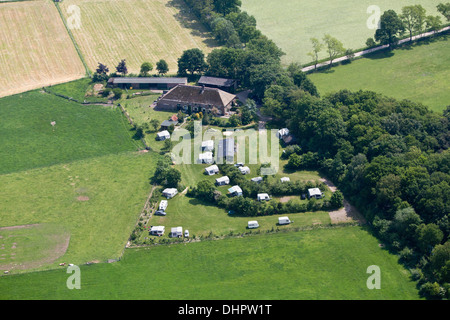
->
[[107, 77, 187, 90]]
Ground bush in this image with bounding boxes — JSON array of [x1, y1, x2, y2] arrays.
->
[[112, 88, 123, 99]]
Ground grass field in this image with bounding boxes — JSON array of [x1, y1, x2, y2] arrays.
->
[[0, 226, 420, 299], [60, 0, 219, 74], [0, 151, 162, 272], [0, 90, 142, 175], [0, 0, 85, 98], [308, 35, 450, 113], [241, 0, 442, 66]]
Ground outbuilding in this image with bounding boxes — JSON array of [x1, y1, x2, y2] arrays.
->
[[205, 165, 219, 175], [162, 188, 178, 199], [215, 176, 230, 186]]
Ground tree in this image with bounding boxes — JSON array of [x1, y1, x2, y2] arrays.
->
[[437, 2, 450, 21], [330, 190, 344, 209], [212, 0, 241, 15], [116, 59, 128, 76], [307, 37, 323, 70], [177, 48, 207, 76], [400, 5, 426, 41], [140, 62, 153, 76], [426, 15, 442, 33], [93, 62, 109, 82], [228, 114, 241, 127], [366, 38, 376, 47], [416, 223, 444, 253], [375, 10, 405, 48], [112, 88, 123, 99], [149, 119, 160, 132], [322, 34, 345, 67], [156, 59, 169, 75]]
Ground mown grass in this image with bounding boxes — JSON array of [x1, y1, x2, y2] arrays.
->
[[308, 35, 450, 113], [0, 90, 142, 175], [0, 151, 162, 272], [242, 0, 442, 66], [0, 226, 420, 300], [44, 78, 110, 103]]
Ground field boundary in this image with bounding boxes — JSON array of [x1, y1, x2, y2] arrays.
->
[[303, 26, 450, 72], [53, 2, 91, 77]]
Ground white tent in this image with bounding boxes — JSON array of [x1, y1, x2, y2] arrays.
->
[[156, 130, 170, 141], [205, 165, 219, 175], [251, 177, 263, 183], [201, 140, 214, 152], [257, 193, 270, 201], [308, 188, 324, 199], [215, 176, 230, 186], [198, 152, 214, 164], [239, 166, 250, 175], [150, 226, 165, 236], [162, 188, 178, 199], [170, 227, 183, 238], [280, 177, 290, 183], [277, 128, 289, 138], [228, 185, 243, 197], [159, 200, 168, 211]]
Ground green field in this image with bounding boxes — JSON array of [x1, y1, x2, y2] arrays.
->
[[0, 226, 420, 299], [0, 151, 161, 272], [242, 0, 442, 66], [0, 90, 142, 175], [308, 35, 450, 112]]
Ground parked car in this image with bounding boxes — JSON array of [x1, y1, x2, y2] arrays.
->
[[155, 210, 166, 216], [184, 229, 189, 238]]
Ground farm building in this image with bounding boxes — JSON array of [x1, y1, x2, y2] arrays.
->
[[228, 185, 243, 197], [215, 176, 230, 186], [280, 177, 290, 183], [201, 140, 214, 152], [205, 165, 219, 176], [155, 85, 236, 116], [251, 177, 263, 183], [170, 227, 183, 238], [197, 76, 237, 93], [198, 152, 214, 164], [239, 166, 250, 175], [156, 130, 170, 141], [159, 200, 168, 211], [308, 188, 324, 199], [217, 138, 235, 163], [162, 188, 178, 199], [257, 193, 270, 201], [107, 77, 187, 90], [160, 119, 178, 130], [150, 226, 165, 236]]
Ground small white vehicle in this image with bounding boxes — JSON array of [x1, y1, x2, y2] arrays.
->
[[248, 221, 259, 229], [154, 210, 166, 216], [278, 216, 292, 225], [184, 229, 189, 238]]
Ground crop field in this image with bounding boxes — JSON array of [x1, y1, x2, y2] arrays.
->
[[0, 151, 162, 273], [60, 0, 219, 75], [241, 0, 442, 66], [308, 35, 450, 113], [0, 90, 142, 175], [0, 0, 86, 98], [0, 227, 420, 299]]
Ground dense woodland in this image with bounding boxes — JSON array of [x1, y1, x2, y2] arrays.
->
[[180, 0, 450, 299]]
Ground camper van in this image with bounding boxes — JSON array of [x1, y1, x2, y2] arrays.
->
[[278, 217, 291, 225], [247, 221, 259, 229]]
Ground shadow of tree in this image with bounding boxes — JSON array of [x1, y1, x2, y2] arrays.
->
[[165, 0, 220, 49]]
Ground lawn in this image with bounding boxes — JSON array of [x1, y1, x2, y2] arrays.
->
[[308, 35, 450, 113], [0, 0, 85, 98], [241, 0, 442, 66], [0, 90, 142, 175], [0, 226, 420, 299], [60, 0, 219, 74], [44, 78, 110, 103], [0, 151, 162, 273]]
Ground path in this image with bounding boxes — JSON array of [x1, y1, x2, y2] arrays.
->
[[302, 26, 450, 72]]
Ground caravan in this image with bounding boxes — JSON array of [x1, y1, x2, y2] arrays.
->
[[278, 217, 292, 225], [247, 221, 259, 229]]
